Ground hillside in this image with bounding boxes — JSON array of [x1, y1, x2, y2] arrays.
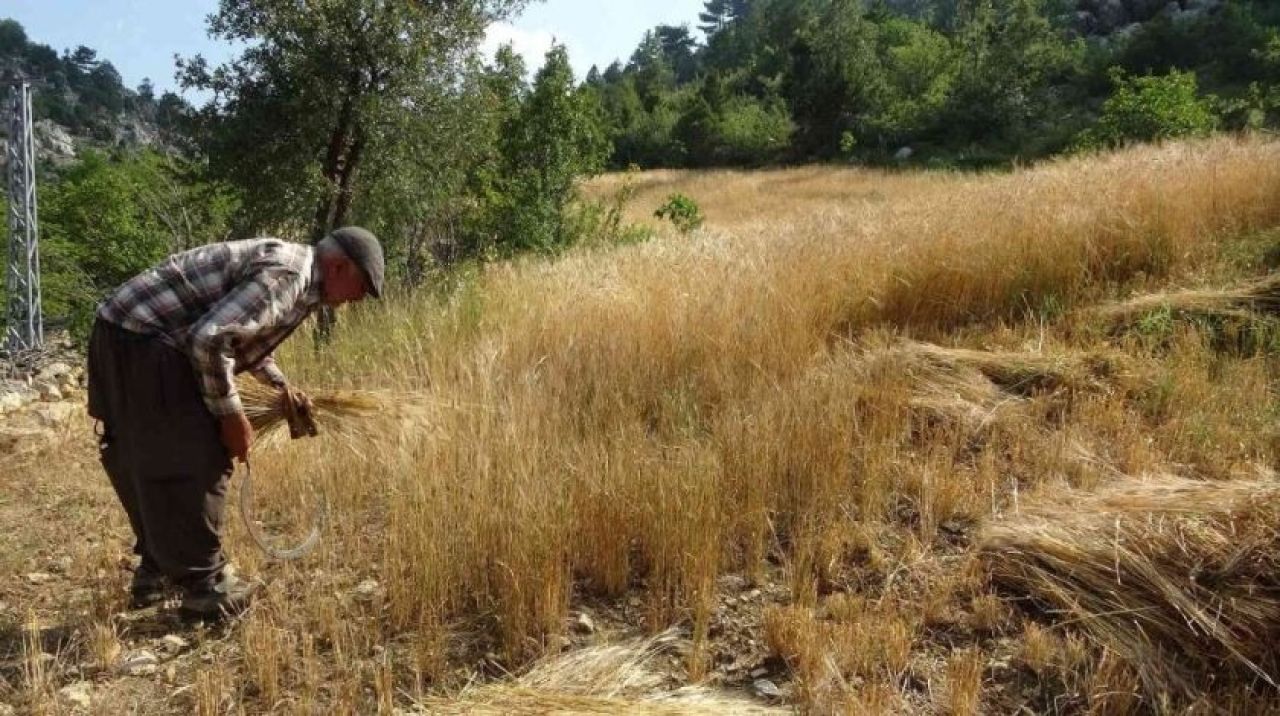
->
[[0, 18, 183, 162], [6, 137, 1280, 713]]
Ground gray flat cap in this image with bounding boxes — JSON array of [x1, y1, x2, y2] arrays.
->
[[329, 226, 384, 298]]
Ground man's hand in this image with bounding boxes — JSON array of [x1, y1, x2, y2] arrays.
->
[[283, 386, 318, 439], [220, 412, 254, 463]]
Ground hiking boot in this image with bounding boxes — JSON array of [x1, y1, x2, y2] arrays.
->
[[178, 572, 260, 622], [128, 564, 168, 609]]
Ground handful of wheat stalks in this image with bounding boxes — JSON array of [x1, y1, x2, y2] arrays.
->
[[238, 381, 389, 448]]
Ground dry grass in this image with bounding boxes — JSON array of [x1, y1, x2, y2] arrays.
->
[[11, 136, 1280, 712]]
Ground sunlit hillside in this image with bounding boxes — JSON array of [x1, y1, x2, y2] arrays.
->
[[8, 136, 1280, 713]]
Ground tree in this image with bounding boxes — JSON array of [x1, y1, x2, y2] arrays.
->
[[628, 30, 678, 110], [179, 0, 532, 242], [943, 0, 1082, 147], [698, 0, 752, 36], [655, 25, 701, 84], [495, 44, 610, 252], [0, 18, 28, 58]]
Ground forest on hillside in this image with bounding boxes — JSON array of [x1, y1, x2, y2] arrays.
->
[[2, 0, 1280, 337], [590, 0, 1280, 167]]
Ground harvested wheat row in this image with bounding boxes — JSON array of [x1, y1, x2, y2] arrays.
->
[[1088, 274, 1280, 329], [980, 474, 1280, 701]]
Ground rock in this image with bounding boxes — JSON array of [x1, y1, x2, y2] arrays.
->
[[750, 667, 770, 679], [36, 381, 61, 402], [753, 679, 783, 700], [160, 634, 189, 652], [36, 362, 72, 382], [25, 572, 55, 585], [31, 402, 77, 427], [894, 146, 914, 162], [58, 681, 92, 709], [717, 574, 747, 591], [354, 578, 380, 601], [0, 391, 25, 414], [573, 612, 595, 634], [119, 649, 159, 676]]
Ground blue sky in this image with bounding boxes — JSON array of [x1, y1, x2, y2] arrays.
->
[[3, 0, 708, 99]]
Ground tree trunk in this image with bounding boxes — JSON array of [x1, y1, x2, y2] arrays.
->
[[313, 77, 362, 346], [311, 75, 360, 244], [331, 126, 366, 229]]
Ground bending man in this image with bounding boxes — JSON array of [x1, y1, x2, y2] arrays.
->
[[86, 227, 384, 620]]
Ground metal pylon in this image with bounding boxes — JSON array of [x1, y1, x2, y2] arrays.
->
[[5, 81, 42, 352]]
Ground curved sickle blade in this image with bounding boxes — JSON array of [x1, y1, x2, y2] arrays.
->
[[238, 463, 325, 561]]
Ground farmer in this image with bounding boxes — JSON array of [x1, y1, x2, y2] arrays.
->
[[86, 227, 384, 620]]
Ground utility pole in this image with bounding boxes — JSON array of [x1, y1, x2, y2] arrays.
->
[[5, 80, 42, 353]]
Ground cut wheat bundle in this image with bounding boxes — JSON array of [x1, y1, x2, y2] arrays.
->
[[236, 381, 447, 460], [980, 474, 1280, 701], [239, 381, 387, 443], [414, 631, 788, 715], [1090, 274, 1280, 330], [869, 340, 1142, 396], [853, 340, 1144, 438]]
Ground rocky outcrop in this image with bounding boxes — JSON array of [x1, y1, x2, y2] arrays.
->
[[1074, 0, 1224, 37], [34, 119, 77, 164]]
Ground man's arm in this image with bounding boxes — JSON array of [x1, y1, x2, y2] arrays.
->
[[188, 268, 307, 419], [249, 355, 289, 389]]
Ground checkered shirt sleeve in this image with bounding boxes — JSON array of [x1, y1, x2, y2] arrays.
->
[[189, 268, 309, 416]]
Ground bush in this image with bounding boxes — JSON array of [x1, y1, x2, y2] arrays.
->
[[565, 172, 655, 249], [655, 193, 704, 234], [1076, 69, 1218, 150]]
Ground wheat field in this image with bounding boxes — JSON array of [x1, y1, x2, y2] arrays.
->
[[7, 136, 1280, 713]]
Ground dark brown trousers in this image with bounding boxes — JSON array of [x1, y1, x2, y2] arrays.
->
[[87, 318, 232, 593]]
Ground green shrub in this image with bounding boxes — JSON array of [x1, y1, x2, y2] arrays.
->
[[655, 193, 705, 234], [1076, 69, 1218, 150], [565, 173, 655, 249]]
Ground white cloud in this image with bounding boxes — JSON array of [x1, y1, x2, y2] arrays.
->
[[481, 22, 557, 77]]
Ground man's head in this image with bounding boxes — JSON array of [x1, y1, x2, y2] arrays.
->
[[315, 227, 385, 307]]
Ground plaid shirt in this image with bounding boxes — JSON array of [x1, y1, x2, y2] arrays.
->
[[97, 239, 323, 417]]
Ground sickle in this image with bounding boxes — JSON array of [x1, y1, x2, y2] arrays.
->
[[238, 462, 326, 561]]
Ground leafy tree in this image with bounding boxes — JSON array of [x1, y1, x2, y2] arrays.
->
[[943, 0, 1083, 148], [179, 0, 531, 242], [370, 44, 529, 276], [495, 44, 610, 253]]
